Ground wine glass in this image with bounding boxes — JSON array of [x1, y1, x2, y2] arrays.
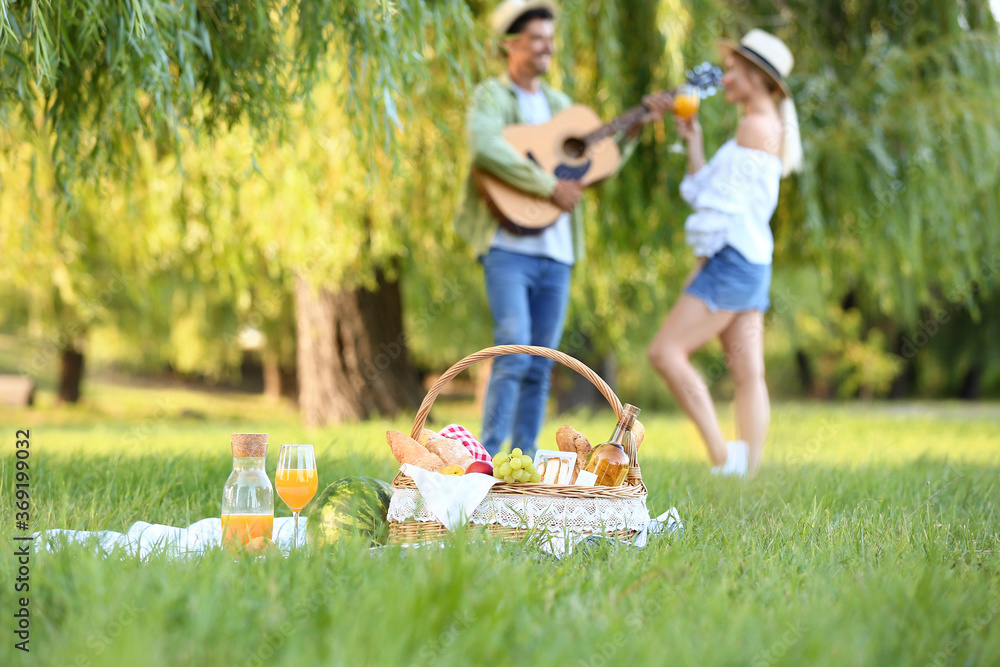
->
[[275, 444, 318, 550], [669, 83, 701, 154]]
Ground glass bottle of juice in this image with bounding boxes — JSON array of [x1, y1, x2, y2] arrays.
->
[[221, 433, 274, 550], [582, 404, 641, 487]]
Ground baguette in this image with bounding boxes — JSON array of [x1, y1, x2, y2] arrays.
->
[[387, 430, 446, 472], [424, 434, 475, 469], [556, 425, 592, 482]]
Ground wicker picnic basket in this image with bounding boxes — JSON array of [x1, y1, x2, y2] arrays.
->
[[387, 345, 650, 545]]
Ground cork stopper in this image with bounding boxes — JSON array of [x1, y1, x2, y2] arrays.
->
[[231, 433, 268, 457], [622, 403, 641, 430]]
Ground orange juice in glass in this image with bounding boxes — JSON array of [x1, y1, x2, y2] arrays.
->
[[276, 444, 318, 550], [276, 469, 319, 512], [673, 84, 700, 120]]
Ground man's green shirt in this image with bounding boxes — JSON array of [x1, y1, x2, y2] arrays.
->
[[453, 73, 638, 262]]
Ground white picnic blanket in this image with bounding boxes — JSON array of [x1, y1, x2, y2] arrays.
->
[[34, 516, 307, 559], [33, 508, 683, 560]]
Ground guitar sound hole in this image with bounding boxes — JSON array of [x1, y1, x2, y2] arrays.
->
[[563, 137, 586, 159]]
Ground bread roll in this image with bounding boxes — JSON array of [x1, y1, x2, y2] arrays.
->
[[387, 430, 445, 471], [424, 434, 475, 468], [556, 425, 592, 482], [632, 419, 645, 450], [418, 428, 439, 446]]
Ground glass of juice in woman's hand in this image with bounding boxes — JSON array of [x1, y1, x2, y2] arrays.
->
[[275, 444, 318, 550], [669, 83, 701, 153]]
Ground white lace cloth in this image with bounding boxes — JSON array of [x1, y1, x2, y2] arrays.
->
[[388, 487, 652, 536], [380, 506, 683, 558]]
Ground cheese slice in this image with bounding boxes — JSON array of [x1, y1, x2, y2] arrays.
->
[[558, 458, 573, 484], [542, 458, 561, 484]]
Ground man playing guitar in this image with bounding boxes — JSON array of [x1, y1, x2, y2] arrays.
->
[[453, 0, 671, 457]]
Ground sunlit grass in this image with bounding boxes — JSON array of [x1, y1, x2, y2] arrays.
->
[[0, 379, 998, 665]]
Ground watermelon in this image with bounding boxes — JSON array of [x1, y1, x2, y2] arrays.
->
[[305, 476, 394, 549]]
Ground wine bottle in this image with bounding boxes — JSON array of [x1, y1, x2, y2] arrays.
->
[[582, 404, 640, 486]]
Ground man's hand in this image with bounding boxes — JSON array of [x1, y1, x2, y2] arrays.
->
[[550, 179, 583, 212], [626, 91, 673, 137], [640, 92, 674, 124]]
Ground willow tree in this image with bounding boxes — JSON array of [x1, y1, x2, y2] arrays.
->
[[730, 0, 1000, 396], [532, 0, 1000, 401], [0, 0, 478, 403]]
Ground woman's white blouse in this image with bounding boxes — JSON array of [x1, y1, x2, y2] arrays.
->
[[679, 139, 782, 264]]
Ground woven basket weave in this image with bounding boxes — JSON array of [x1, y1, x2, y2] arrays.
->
[[387, 345, 647, 545]]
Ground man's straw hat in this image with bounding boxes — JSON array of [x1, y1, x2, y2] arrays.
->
[[718, 29, 793, 98], [490, 0, 558, 37]]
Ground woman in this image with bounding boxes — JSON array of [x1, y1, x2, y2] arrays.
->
[[648, 30, 803, 477]]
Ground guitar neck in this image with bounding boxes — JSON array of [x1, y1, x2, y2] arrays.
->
[[582, 82, 698, 146], [583, 105, 648, 145]]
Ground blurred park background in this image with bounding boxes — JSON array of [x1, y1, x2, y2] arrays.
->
[[2, 0, 999, 424]]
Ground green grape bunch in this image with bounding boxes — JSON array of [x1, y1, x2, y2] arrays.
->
[[491, 448, 541, 483]]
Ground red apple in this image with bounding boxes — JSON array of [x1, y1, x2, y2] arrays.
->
[[464, 461, 494, 475]]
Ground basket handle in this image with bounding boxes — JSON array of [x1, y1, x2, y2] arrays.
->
[[409, 345, 623, 440]]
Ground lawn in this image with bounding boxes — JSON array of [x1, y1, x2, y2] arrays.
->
[[1, 379, 998, 666]]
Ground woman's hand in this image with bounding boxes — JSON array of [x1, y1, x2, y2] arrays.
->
[[682, 257, 707, 290], [675, 114, 706, 174], [674, 115, 702, 144]]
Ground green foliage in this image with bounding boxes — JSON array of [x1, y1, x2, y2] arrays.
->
[[2, 0, 1000, 400], [0, 0, 481, 383], [551, 0, 1000, 399], [0, 0, 479, 183]]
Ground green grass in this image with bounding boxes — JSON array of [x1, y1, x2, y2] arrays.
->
[[1, 379, 999, 666]]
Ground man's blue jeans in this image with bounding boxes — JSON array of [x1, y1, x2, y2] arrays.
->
[[480, 248, 572, 458]]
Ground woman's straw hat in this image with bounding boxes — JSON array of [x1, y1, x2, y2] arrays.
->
[[490, 0, 559, 37], [718, 29, 793, 98]]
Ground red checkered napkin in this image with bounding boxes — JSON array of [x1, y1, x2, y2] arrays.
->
[[439, 424, 491, 463]]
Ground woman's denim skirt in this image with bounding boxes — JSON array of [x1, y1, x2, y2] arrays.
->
[[685, 245, 771, 313]]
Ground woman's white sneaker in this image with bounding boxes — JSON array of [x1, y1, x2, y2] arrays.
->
[[711, 440, 749, 477]]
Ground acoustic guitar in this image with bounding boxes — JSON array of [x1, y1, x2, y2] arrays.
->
[[474, 63, 723, 235]]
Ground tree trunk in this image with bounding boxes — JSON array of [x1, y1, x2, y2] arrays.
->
[[295, 269, 424, 427], [280, 364, 298, 402], [795, 349, 814, 397], [58, 346, 84, 403], [958, 364, 983, 400], [262, 350, 282, 403], [889, 332, 917, 399]]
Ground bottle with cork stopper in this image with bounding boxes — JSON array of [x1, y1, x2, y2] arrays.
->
[[580, 404, 641, 487], [221, 433, 274, 550]]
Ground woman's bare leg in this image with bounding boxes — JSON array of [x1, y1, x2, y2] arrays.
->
[[720, 310, 769, 475], [648, 294, 736, 465]]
